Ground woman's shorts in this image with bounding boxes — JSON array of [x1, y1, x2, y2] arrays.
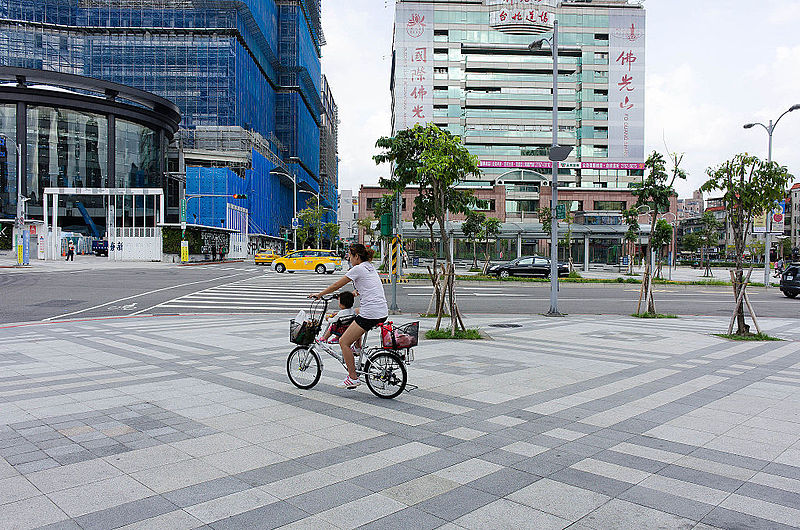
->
[[354, 315, 388, 330]]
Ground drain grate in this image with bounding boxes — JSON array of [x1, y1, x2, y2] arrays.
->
[[488, 323, 523, 328]]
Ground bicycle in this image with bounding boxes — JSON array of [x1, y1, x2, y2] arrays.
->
[[286, 295, 417, 399]]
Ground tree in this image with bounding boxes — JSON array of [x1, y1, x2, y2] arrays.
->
[[480, 217, 502, 274], [537, 206, 552, 256], [356, 216, 375, 244], [699, 211, 721, 276], [651, 219, 673, 279], [681, 231, 702, 254], [323, 222, 339, 249], [700, 153, 792, 335], [462, 211, 485, 270], [375, 123, 481, 334], [622, 208, 640, 274], [296, 205, 323, 248], [632, 151, 686, 314]]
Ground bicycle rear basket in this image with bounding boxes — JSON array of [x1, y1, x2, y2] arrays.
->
[[290, 319, 319, 345], [381, 321, 419, 350]]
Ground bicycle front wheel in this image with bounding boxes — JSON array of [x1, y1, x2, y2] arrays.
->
[[364, 350, 407, 399], [287, 346, 322, 389]]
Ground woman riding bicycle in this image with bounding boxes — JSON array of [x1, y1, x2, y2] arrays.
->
[[310, 244, 388, 389]]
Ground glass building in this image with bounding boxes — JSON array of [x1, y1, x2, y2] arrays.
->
[[392, 0, 645, 219], [0, 0, 336, 245]]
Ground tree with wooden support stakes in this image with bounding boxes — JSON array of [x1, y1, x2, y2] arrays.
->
[[622, 208, 640, 275], [462, 211, 485, 271], [480, 216, 502, 275], [700, 153, 792, 336], [632, 151, 686, 315], [374, 123, 482, 336]]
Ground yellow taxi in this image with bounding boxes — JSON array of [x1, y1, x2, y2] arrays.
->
[[273, 249, 342, 274], [254, 248, 279, 265]]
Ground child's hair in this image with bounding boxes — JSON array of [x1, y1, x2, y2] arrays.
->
[[349, 243, 374, 262], [338, 290, 355, 309]]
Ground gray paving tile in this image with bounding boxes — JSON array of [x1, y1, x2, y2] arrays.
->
[[208, 500, 307, 529], [734, 481, 800, 511], [657, 464, 745, 493], [74, 495, 177, 530], [700, 506, 799, 530], [619, 485, 716, 521], [287, 480, 372, 515], [404, 450, 471, 473], [594, 448, 667, 474], [236, 460, 315, 487], [549, 467, 635, 498], [162, 476, 251, 508], [347, 463, 425, 492], [14, 458, 60, 474], [761, 462, 800, 481], [466, 467, 541, 497], [358, 506, 447, 530], [476, 448, 529, 467], [414, 485, 498, 521]]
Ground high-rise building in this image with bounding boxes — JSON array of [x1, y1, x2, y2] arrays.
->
[[337, 189, 358, 242], [0, 0, 335, 248], [392, 0, 645, 219]]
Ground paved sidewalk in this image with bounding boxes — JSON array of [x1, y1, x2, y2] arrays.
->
[[1, 314, 799, 529]]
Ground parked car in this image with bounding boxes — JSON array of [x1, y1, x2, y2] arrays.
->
[[272, 249, 342, 274], [91, 239, 108, 257], [487, 256, 569, 279], [780, 264, 800, 298], [254, 248, 279, 265]]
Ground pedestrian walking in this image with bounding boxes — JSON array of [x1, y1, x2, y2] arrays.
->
[[65, 240, 75, 261], [211, 244, 217, 261], [219, 245, 226, 261]]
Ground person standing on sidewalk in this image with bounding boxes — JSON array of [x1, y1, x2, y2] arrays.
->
[[66, 240, 75, 261]]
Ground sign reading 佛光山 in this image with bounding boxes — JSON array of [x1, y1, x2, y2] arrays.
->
[[393, 2, 434, 132], [608, 11, 645, 163], [488, 0, 556, 34]]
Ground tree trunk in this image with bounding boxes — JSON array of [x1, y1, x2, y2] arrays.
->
[[472, 240, 477, 270]]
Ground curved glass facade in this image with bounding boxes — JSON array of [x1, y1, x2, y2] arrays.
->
[[0, 92, 168, 220]]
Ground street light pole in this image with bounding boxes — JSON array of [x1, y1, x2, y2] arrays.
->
[[530, 21, 571, 317], [744, 103, 800, 287]]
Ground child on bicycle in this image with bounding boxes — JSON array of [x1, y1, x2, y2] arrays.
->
[[319, 291, 356, 344]]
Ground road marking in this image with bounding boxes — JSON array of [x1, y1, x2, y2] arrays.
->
[[44, 272, 253, 321]]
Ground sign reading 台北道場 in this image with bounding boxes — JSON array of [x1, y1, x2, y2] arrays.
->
[[609, 11, 645, 163], [393, 2, 434, 133], [488, 0, 555, 34]]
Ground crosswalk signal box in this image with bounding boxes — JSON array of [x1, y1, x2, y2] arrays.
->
[[380, 213, 392, 237]]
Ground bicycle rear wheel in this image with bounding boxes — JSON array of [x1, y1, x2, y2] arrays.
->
[[364, 350, 407, 399], [287, 347, 322, 389]]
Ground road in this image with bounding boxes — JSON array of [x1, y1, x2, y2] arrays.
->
[[0, 263, 797, 324]]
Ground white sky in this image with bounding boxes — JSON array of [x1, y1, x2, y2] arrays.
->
[[321, 0, 800, 199]]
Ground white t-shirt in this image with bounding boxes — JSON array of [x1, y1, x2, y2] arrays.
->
[[345, 262, 388, 319]]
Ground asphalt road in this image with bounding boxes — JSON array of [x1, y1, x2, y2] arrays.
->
[[1, 262, 798, 325]]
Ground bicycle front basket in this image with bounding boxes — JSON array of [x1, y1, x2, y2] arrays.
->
[[290, 319, 318, 345], [381, 321, 419, 349]]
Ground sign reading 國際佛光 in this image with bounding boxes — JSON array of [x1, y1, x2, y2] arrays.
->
[[393, 2, 434, 133]]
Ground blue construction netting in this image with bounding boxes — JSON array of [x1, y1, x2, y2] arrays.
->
[[0, 0, 333, 237]]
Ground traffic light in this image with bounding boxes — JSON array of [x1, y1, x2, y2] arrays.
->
[[380, 213, 392, 237], [232, 194, 247, 199]]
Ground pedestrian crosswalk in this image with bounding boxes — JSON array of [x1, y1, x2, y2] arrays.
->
[[150, 272, 347, 314]]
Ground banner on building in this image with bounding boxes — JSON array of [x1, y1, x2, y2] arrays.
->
[[479, 160, 645, 170], [393, 2, 434, 132], [487, 0, 556, 34], [754, 200, 785, 234], [608, 11, 645, 162]]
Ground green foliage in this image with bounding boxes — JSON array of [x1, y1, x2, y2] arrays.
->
[[481, 216, 502, 241], [162, 227, 203, 254], [622, 208, 640, 244], [537, 206, 552, 234], [714, 333, 782, 342], [632, 313, 679, 319], [425, 328, 483, 340], [296, 205, 324, 248], [682, 232, 702, 253], [568, 270, 582, 279], [633, 151, 686, 216], [782, 237, 793, 256], [462, 211, 485, 242], [652, 219, 673, 251], [357, 217, 375, 242], [323, 222, 339, 248]]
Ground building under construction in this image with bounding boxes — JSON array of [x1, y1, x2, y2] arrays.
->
[[0, 0, 336, 255]]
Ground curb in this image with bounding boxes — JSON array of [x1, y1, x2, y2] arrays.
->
[[177, 259, 245, 267]]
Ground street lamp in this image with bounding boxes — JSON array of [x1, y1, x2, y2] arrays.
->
[[530, 20, 573, 317], [269, 164, 297, 251], [744, 103, 800, 286]]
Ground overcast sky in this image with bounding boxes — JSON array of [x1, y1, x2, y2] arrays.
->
[[321, 0, 800, 199]]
